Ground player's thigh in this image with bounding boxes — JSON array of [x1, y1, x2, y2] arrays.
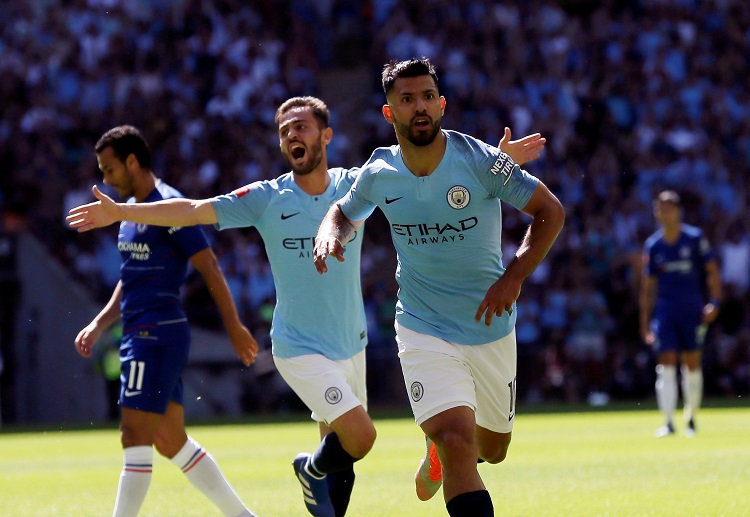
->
[[274, 351, 365, 426], [395, 323, 477, 426]]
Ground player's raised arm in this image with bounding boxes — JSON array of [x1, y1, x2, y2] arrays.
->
[[66, 185, 218, 232], [313, 203, 363, 274], [498, 127, 545, 166]]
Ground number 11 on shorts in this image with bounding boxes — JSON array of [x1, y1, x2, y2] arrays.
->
[[127, 360, 145, 391]]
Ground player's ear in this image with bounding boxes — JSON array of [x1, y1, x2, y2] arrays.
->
[[322, 126, 333, 146], [440, 96, 446, 114], [125, 153, 139, 170], [382, 104, 394, 124]]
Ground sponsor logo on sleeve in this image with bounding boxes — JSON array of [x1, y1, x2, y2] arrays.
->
[[490, 155, 515, 185]]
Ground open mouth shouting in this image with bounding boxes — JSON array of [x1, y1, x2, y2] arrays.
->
[[289, 142, 306, 161]]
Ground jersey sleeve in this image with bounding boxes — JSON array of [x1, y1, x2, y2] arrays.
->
[[338, 163, 379, 222], [211, 182, 270, 230], [168, 224, 210, 258], [473, 141, 539, 210]]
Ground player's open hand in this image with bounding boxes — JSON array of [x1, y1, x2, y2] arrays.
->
[[66, 185, 120, 232], [313, 236, 346, 274], [498, 127, 545, 166], [475, 275, 522, 327], [229, 325, 258, 367], [74, 323, 102, 358]]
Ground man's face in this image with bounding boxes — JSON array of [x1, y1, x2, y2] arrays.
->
[[97, 146, 135, 199], [384, 75, 445, 146], [278, 107, 328, 176], [654, 201, 681, 227]]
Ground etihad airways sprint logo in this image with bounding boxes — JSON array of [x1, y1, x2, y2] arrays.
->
[[282, 231, 358, 258], [392, 217, 478, 246], [118, 241, 152, 260]]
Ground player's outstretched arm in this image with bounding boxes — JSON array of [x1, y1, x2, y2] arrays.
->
[[190, 248, 258, 367], [313, 203, 362, 274], [66, 185, 121, 231], [498, 127, 545, 166], [66, 185, 218, 232]]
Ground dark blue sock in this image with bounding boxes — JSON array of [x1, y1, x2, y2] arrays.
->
[[446, 490, 494, 517], [310, 432, 358, 475], [327, 467, 355, 517]]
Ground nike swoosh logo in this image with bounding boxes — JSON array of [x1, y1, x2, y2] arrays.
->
[[124, 390, 142, 397], [281, 212, 300, 220], [385, 197, 403, 204]]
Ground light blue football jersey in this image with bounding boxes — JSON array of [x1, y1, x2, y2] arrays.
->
[[339, 130, 539, 345], [211, 168, 367, 360]]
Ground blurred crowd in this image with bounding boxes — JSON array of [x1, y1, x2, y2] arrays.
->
[[1, 0, 749, 408]]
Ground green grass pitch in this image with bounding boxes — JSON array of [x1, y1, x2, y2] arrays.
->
[[1, 406, 748, 516]]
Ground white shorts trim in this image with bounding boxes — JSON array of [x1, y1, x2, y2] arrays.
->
[[274, 350, 367, 425], [395, 322, 517, 433]]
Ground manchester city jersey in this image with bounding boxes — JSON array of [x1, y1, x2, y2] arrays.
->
[[118, 181, 209, 324], [211, 168, 367, 360], [644, 224, 713, 311], [339, 130, 539, 345]]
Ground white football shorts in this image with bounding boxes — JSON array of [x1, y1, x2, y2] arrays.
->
[[395, 322, 517, 434], [274, 349, 367, 425]]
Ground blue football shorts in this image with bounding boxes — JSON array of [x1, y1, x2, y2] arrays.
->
[[118, 318, 190, 414], [651, 306, 705, 354]]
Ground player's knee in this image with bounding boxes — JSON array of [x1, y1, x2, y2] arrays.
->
[[153, 431, 183, 458], [480, 441, 510, 464], [119, 423, 152, 449], [433, 428, 475, 461], [345, 424, 377, 459]]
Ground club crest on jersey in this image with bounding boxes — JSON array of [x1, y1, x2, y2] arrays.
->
[[446, 185, 470, 209]]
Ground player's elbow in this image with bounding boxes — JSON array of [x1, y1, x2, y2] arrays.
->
[[548, 197, 566, 230]]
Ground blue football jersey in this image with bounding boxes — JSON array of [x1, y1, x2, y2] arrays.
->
[[211, 168, 367, 360], [644, 224, 714, 311], [118, 181, 209, 325], [339, 130, 539, 345]]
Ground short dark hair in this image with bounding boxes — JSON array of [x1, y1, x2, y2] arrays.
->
[[655, 190, 681, 206], [275, 96, 330, 129], [381, 57, 439, 97], [95, 125, 151, 169]]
